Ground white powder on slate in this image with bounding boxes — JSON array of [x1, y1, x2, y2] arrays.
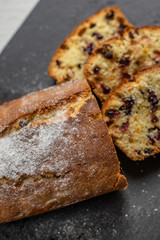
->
[[0, 123, 72, 180]]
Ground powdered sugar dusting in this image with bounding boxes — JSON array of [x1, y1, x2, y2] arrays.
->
[[0, 112, 108, 181], [0, 122, 74, 180]]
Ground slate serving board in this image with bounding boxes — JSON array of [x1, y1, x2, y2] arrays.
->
[[0, 0, 160, 239]]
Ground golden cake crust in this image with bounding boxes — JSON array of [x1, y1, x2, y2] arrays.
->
[[48, 6, 133, 83], [0, 79, 91, 134], [0, 79, 127, 223]]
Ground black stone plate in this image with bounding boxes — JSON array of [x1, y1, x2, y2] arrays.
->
[[0, 0, 160, 239]]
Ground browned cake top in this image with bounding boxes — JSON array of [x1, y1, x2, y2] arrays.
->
[[0, 79, 96, 179], [0, 79, 127, 223], [0, 78, 121, 180], [0, 79, 91, 133]]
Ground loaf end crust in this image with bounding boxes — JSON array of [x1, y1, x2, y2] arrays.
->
[[0, 79, 127, 223]]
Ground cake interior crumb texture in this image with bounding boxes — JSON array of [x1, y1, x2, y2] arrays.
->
[[48, 6, 133, 83], [103, 65, 160, 161], [84, 26, 160, 102]]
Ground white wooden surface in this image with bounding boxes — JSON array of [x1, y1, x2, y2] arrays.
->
[[0, 0, 40, 54]]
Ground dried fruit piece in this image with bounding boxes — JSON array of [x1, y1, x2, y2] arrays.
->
[[147, 135, 155, 145], [105, 109, 120, 119], [77, 63, 82, 69], [98, 44, 113, 59], [151, 115, 159, 123], [103, 50, 113, 59], [56, 59, 61, 66], [118, 23, 126, 36], [129, 31, 134, 39], [120, 97, 134, 115], [83, 43, 95, 56], [144, 148, 153, 155], [119, 120, 129, 132], [148, 89, 159, 112], [90, 23, 96, 28], [118, 55, 130, 67], [106, 10, 114, 19], [148, 90, 159, 105], [135, 61, 141, 67], [156, 128, 160, 140], [93, 66, 100, 74], [148, 127, 160, 144], [122, 73, 132, 81], [60, 44, 68, 49], [101, 85, 110, 94], [78, 28, 86, 36], [135, 150, 141, 155], [92, 32, 103, 40]]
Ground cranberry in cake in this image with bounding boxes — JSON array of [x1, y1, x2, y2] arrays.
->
[[48, 7, 133, 83], [102, 65, 160, 161], [84, 26, 160, 102]]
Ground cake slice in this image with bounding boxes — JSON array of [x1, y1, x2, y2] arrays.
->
[[48, 6, 133, 83], [0, 79, 127, 223], [84, 26, 160, 102], [102, 65, 160, 161]]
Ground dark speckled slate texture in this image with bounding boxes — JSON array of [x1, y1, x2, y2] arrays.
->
[[0, 0, 160, 239]]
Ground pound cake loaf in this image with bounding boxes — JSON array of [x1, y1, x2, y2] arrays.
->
[[102, 65, 160, 161], [0, 79, 127, 223], [84, 26, 160, 102], [48, 7, 133, 83]]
